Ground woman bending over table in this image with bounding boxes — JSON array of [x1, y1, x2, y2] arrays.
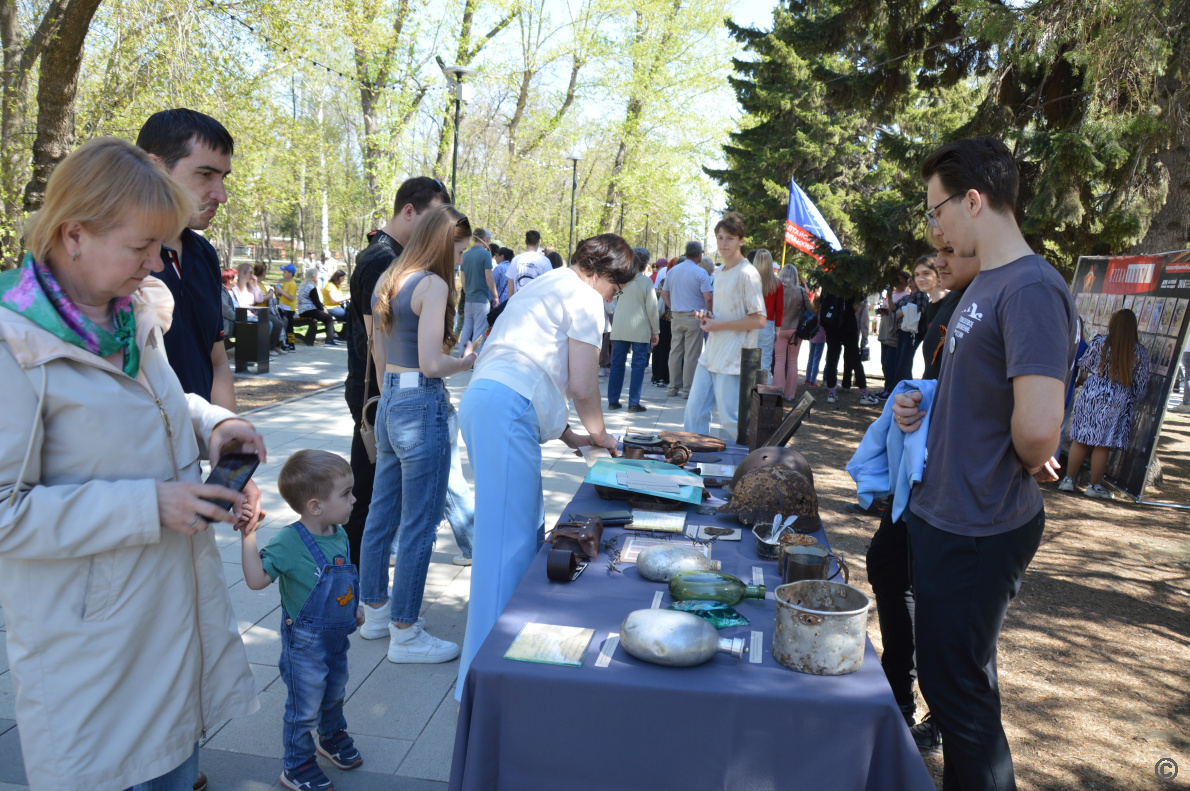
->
[[455, 234, 639, 697]]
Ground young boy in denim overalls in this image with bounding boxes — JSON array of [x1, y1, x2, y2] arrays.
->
[[242, 449, 366, 791]]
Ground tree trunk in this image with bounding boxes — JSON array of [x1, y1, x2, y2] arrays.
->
[[1136, 136, 1190, 253], [21, 0, 103, 212]]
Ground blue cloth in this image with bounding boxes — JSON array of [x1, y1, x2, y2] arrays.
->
[[456, 379, 545, 701], [279, 522, 359, 770], [360, 372, 451, 624], [846, 379, 937, 522], [445, 406, 474, 558], [683, 365, 740, 440], [491, 261, 510, 302], [662, 260, 713, 312], [805, 341, 824, 382], [608, 340, 650, 406]]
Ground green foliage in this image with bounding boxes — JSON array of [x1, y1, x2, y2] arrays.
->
[[713, 0, 1188, 297]]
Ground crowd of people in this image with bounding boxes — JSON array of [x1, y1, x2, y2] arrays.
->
[[0, 101, 1163, 791]]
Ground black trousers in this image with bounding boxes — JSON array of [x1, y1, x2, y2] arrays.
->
[[343, 396, 377, 567], [824, 329, 865, 390], [867, 506, 916, 714], [906, 507, 1046, 791], [653, 318, 671, 384]]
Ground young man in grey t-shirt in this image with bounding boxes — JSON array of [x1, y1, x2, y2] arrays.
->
[[892, 137, 1077, 790]]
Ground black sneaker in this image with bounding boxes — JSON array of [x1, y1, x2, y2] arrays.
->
[[280, 758, 333, 790], [910, 713, 942, 756], [627, 404, 646, 413], [608, 402, 622, 410], [317, 729, 363, 769]]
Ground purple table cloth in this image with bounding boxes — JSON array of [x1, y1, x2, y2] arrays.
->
[[449, 446, 935, 791]]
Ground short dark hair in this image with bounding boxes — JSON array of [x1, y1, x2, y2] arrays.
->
[[501, 246, 515, 261], [136, 108, 234, 170], [685, 240, 703, 257], [278, 449, 352, 513], [714, 212, 746, 239], [920, 136, 1018, 214], [525, 230, 541, 247], [547, 251, 564, 269], [571, 234, 639, 285], [633, 247, 650, 269], [393, 176, 452, 217]]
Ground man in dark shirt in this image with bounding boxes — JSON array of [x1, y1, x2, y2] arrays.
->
[[343, 177, 450, 564], [893, 137, 1077, 790]]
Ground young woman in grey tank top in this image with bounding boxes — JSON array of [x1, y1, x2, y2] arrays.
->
[[358, 205, 477, 662]]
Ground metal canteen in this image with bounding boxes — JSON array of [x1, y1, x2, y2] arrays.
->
[[726, 446, 815, 494], [619, 609, 746, 667], [636, 544, 722, 582]]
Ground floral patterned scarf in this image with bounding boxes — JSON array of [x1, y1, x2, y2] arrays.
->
[[0, 253, 140, 377]]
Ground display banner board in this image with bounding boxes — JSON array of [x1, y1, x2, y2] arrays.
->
[[1069, 250, 1190, 500]]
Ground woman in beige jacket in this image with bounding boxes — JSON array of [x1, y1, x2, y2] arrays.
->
[[0, 139, 260, 790]]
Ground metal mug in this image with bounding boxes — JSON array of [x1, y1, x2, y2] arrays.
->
[[780, 544, 849, 585]]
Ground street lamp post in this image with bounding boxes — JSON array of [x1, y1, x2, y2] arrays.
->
[[566, 153, 582, 263], [442, 64, 476, 203]]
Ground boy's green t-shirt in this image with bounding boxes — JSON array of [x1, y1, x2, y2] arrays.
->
[[261, 523, 351, 617]]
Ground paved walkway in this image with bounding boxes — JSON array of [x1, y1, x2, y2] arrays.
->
[[0, 341, 891, 790]]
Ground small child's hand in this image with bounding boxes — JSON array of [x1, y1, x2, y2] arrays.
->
[[355, 606, 365, 627]]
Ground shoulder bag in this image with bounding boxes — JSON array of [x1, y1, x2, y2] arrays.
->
[[359, 336, 380, 464]]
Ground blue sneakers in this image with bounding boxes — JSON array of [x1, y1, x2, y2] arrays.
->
[[280, 759, 333, 791], [316, 730, 364, 770]]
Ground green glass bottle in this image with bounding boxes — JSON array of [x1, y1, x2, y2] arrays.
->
[[668, 570, 765, 605]]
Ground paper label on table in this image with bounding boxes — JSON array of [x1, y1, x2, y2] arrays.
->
[[621, 536, 710, 563], [686, 524, 742, 541], [578, 445, 612, 468], [627, 510, 687, 533], [595, 633, 619, 668], [504, 623, 595, 667], [697, 463, 736, 478], [650, 590, 664, 609], [749, 630, 763, 664], [752, 566, 765, 587], [616, 472, 681, 494]]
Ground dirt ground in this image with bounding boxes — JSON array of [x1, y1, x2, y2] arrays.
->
[[792, 385, 1190, 790], [233, 377, 334, 413]]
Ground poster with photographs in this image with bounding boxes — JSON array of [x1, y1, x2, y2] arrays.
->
[[1069, 251, 1190, 500]]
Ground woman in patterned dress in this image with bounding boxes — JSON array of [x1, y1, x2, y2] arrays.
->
[[1059, 308, 1149, 499]]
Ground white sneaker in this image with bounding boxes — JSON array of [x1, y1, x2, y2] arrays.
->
[[859, 394, 879, 405], [1172, 403, 1190, 414], [359, 603, 391, 640], [1084, 484, 1114, 500], [386, 619, 460, 664], [452, 554, 472, 566], [1057, 477, 1075, 492], [827, 392, 839, 403]]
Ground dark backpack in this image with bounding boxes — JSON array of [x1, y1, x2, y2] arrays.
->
[[819, 294, 848, 332], [793, 287, 818, 340]]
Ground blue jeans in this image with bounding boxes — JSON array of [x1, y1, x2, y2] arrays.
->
[[456, 380, 545, 701], [805, 342, 825, 383], [279, 618, 350, 770], [758, 320, 775, 373], [445, 408, 475, 558], [608, 340, 650, 406], [360, 372, 451, 624], [126, 745, 199, 791], [683, 364, 741, 440]]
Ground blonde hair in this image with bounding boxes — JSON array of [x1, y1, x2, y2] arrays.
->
[[373, 205, 471, 351], [278, 449, 351, 512], [751, 249, 777, 295], [24, 137, 194, 262], [779, 264, 801, 289]]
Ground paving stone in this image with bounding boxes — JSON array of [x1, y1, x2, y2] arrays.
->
[[395, 692, 461, 782], [0, 634, 6, 675], [342, 661, 457, 742], [227, 579, 283, 635], [0, 719, 13, 737], [0, 725, 26, 785], [203, 690, 287, 758], [0, 782, 28, 791], [0, 672, 14, 720], [240, 621, 282, 665], [197, 747, 279, 791], [249, 662, 280, 694], [340, 733, 414, 775]]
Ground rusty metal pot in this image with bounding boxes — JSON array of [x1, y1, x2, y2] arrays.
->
[[773, 580, 869, 675]]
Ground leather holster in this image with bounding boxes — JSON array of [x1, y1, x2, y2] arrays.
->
[[549, 516, 604, 559]]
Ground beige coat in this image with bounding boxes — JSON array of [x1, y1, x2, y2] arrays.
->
[[609, 273, 660, 344], [0, 279, 258, 790]]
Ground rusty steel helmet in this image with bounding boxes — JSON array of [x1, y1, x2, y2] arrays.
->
[[718, 466, 818, 528], [726, 446, 813, 493]]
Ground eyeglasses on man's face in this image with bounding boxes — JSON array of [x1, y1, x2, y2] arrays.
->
[[925, 193, 962, 230]]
